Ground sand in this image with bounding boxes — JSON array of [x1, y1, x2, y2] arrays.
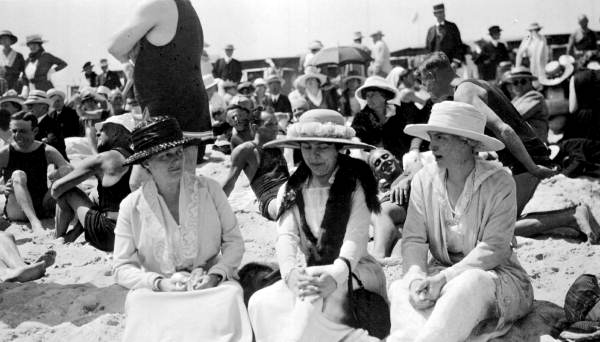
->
[[0, 149, 599, 341]]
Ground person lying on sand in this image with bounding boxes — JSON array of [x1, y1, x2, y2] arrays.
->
[[51, 115, 135, 252], [0, 111, 71, 233], [222, 111, 289, 220], [0, 229, 56, 282]]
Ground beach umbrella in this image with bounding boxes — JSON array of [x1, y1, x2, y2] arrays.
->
[[308, 46, 372, 67]]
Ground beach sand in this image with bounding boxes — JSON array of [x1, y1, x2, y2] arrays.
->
[[1, 149, 599, 341]]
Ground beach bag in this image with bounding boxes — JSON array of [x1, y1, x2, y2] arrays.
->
[[340, 257, 390, 339]]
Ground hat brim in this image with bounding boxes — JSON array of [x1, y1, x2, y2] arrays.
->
[[501, 74, 538, 84], [296, 73, 327, 88], [122, 137, 196, 166], [0, 97, 24, 106], [25, 40, 47, 45], [355, 84, 398, 102], [23, 99, 52, 106], [263, 137, 374, 150], [404, 124, 505, 152], [539, 63, 574, 86], [0, 34, 17, 45]]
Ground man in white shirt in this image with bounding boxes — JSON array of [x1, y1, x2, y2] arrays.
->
[[370, 31, 392, 77]]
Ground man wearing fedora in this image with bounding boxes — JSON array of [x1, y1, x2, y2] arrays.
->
[[351, 31, 371, 56], [23, 34, 67, 91], [222, 111, 289, 220], [370, 30, 391, 77], [425, 4, 464, 63], [97, 58, 122, 90], [0, 30, 25, 92], [213, 44, 242, 83], [0, 112, 70, 232], [263, 73, 291, 114], [51, 115, 135, 251], [25, 89, 68, 159], [474, 26, 509, 81]]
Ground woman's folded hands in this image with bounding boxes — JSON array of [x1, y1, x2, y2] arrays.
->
[[286, 268, 337, 302], [156, 269, 222, 292]]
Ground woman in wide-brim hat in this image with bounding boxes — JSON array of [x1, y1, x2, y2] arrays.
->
[[351, 76, 426, 161], [251, 109, 388, 341], [388, 101, 533, 341], [0, 30, 25, 91], [295, 66, 338, 111], [23, 34, 67, 91], [114, 115, 250, 340]]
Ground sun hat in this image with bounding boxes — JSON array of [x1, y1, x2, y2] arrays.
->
[[488, 25, 502, 34], [97, 86, 111, 98], [0, 91, 24, 109], [25, 34, 47, 45], [527, 22, 542, 31], [46, 88, 66, 100], [23, 90, 52, 106], [308, 40, 323, 51], [0, 30, 18, 45], [500, 66, 537, 84], [253, 78, 266, 87], [404, 101, 504, 152], [539, 59, 575, 86], [237, 81, 255, 92], [370, 30, 384, 37], [82, 61, 93, 71], [123, 116, 194, 166], [263, 109, 374, 150], [295, 66, 327, 88], [433, 3, 445, 12], [353, 31, 364, 40], [342, 70, 366, 86], [265, 73, 284, 85], [95, 113, 136, 133], [224, 44, 235, 50], [355, 76, 399, 102], [227, 95, 254, 113], [79, 88, 97, 102]]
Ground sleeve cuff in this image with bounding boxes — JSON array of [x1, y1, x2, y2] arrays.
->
[[208, 265, 229, 282], [329, 258, 350, 286], [144, 272, 164, 290]]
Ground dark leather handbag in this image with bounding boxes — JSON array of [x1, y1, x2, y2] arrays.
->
[[339, 257, 390, 339]]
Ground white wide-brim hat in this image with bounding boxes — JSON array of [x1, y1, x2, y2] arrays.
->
[[295, 70, 327, 88], [95, 113, 136, 133], [264, 109, 374, 150], [355, 76, 399, 102], [539, 60, 575, 87], [404, 101, 505, 152], [23, 90, 52, 106]]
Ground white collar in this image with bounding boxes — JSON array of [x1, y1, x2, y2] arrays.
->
[[224, 56, 233, 63], [271, 93, 280, 101], [437, 20, 446, 26]]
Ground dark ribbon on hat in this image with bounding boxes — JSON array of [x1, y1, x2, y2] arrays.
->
[[546, 65, 565, 79], [132, 118, 184, 153]]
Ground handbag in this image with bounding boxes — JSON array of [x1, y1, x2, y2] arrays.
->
[[339, 257, 390, 339]]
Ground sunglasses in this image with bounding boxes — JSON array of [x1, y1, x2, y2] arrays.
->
[[509, 79, 528, 86]]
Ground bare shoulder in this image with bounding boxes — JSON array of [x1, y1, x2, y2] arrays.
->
[[231, 141, 257, 164]]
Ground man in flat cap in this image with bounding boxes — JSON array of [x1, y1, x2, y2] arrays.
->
[[213, 44, 242, 83], [474, 25, 509, 81], [425, 3, 464, 62]]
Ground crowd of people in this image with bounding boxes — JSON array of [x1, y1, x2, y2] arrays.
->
[[1, 1, 600, 341]]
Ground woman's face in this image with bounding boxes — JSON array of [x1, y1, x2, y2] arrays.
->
[[300, 142, 338, 180], [506, 77, 531, 98], [428, 131, 474, 168], [365, 90, 387, 110], [305, 78, 320, 91], [27, 43, 41, 53], [145, 146, 184, 182]]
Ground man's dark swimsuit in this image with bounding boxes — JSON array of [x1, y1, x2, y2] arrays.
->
[[249, 143, 289, 219]]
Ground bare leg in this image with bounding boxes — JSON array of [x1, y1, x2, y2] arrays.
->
[[54, 188, 94, 243], [8, 170, 43, 232], [513, 172, 541, 216], [55, 196, 75, 239], [0, 231, 54, 282], [372, 202, 405, 258], [515, 204, 600, 243]]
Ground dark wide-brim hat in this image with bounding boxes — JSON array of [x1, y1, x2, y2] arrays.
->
[[0, 30, 17, 45], [123, 116, 195, 166]]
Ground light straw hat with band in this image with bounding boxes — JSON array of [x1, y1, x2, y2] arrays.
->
[[263, 109, 374, 150], [355, 76, 399, 102], [123, 116, 195, 166], [404, 101, 505, 152]]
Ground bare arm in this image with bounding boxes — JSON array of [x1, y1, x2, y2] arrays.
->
[[454, 82, 555, 179], [45, 145, 73, 183], [107, 0, 162, 62], [50, 153, 101, 199], [222, 144, 251, 197], [569, 75, 578, 113]]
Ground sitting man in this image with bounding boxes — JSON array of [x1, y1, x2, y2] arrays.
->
[[222, 111, 289, 220], [0, 111, 71, 232], [226, 96, 254, 149], [0, 230, 56, 282], [502, 67, 549, 143], [368, 148, 410, 259], [51, 115, 135, 252]]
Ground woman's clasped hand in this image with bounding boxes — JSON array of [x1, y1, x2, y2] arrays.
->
[[158, 268, 221, 292], [287, 268, 338, 302]]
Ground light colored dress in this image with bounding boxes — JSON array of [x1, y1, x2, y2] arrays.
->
[[516, 33, 549, 79], [113, 172, 249, 342], [248, 178, 386, 342], [388, 159, 533, 342]]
